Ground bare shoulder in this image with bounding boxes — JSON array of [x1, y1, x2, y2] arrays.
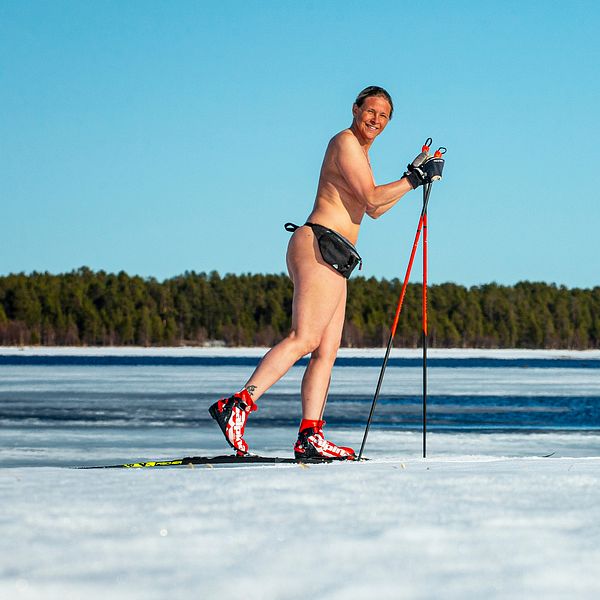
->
[[330, 129, 359, 150], [328, 129, 363, 161]]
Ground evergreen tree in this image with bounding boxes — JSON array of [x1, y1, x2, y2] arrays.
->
[[0, 268, 598, 349]]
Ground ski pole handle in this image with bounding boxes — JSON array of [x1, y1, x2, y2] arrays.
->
[[411, 137, 433, 168], [425, 147, 446, 182]]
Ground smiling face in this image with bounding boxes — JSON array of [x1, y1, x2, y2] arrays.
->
[[351, 95, 392, 144]]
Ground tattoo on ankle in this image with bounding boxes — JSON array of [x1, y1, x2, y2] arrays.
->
[[245, 385, 257, 397]]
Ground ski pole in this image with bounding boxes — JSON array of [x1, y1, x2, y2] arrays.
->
[[357, 180, 433, 461], [422, 189, 429, 459], [358, 143, 445, 460], [422, 146, 444, 458]]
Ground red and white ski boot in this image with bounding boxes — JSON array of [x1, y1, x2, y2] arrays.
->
[[294, 419, 355, 461], [208, 389, 257, 456]]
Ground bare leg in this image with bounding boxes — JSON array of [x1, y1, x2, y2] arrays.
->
[[243, 226, 346, 400], [300, 285, 347, 419]]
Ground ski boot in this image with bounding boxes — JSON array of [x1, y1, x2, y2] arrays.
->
[[294, 419, 355, 461], [208, 389, 257, 456]]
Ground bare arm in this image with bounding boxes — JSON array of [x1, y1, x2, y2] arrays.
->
[[365, 195, 405, 219], [335, 133, 414, 213]]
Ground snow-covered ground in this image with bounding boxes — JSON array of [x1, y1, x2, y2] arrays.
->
[[1, 445, 599, 600]]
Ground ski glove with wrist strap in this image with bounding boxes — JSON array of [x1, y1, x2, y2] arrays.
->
[[404, 155, 445, 189]]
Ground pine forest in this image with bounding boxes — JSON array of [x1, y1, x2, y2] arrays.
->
[[0, 268, 598, 349]]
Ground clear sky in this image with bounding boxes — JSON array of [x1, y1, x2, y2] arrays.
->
[[1, 1, 599, 287]]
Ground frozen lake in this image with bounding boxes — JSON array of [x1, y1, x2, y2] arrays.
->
[[1, 348, 600, 599], [1, 346, 600, 467]]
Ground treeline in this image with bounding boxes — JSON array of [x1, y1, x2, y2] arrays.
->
[[0, 268, 598, 348]]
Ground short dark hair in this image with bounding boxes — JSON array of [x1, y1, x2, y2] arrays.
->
[[354, 86, 394, 119]]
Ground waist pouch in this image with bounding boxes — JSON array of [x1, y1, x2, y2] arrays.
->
[[284, 222, 362, 279]]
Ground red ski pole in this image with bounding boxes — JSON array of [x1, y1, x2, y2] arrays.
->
[[382, 139, 433, 339], [358, 180, 433, 461], [422, 198, 429, 458], [358, 143, 445, 461], [423, 146, 444, 458]]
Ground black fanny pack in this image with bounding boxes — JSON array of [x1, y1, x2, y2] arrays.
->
[[285, 222, 362, 279]]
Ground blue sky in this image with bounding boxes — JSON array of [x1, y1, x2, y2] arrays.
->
[[1, 1, 599, 287]]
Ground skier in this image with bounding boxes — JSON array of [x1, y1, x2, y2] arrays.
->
[[209, 85, 441, 459]]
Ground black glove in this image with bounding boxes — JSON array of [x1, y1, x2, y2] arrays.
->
[[404, 155, 445, 189]]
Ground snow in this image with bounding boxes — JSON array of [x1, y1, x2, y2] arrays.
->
[[3, 345, 600, 359], [1, 449, 599, 599]]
